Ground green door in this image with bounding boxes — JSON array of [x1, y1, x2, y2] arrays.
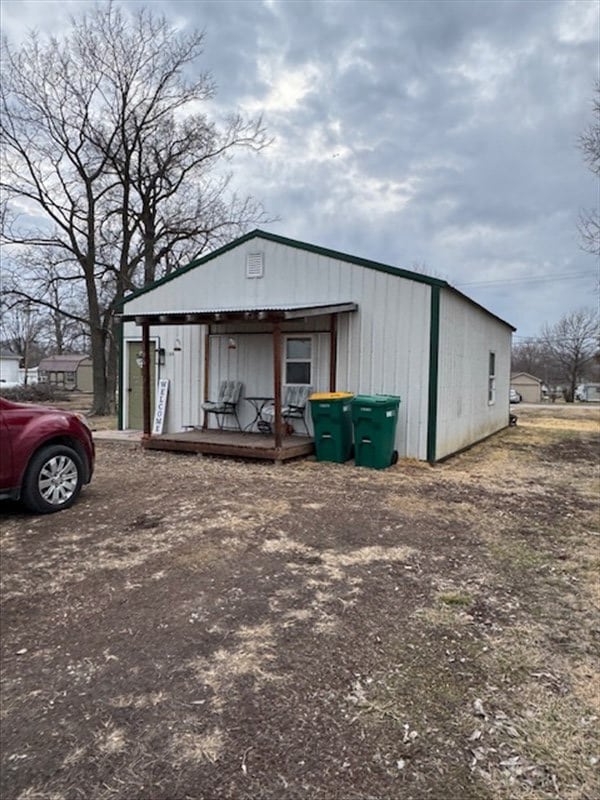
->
[[127, 342, 156, 430]]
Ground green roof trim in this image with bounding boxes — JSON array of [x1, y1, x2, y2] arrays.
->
[[427, 285, 440, 463], [117, 320, 124, 431], [117, 228, 515, 331]]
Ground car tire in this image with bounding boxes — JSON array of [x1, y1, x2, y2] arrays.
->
[[21, 444, 84, 514]]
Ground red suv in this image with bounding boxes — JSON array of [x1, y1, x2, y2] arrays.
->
[[0, 398, 95, 513]]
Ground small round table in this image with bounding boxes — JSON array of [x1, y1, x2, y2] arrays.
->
[[244, 397, 274, 432]]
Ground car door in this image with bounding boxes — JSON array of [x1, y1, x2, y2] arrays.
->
[[0, 408, 15, 491]]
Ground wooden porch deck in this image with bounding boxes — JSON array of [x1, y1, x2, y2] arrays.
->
[[142, 428, 315, 462]]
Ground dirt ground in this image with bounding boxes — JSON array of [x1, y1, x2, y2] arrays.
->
[[1, 405, 599, 800]]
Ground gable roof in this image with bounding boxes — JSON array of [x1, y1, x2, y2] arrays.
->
[[119, 229, 515, 331], [0, 350, 21, 360], [38, 354, 91, 371], [511, 372, 543, 384]]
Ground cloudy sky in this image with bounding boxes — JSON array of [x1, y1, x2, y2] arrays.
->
[[2, 0, 598, 339]]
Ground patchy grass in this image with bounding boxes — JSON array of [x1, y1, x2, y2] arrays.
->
[[1, 403, 598, 800], [438, 590, 473, 606], [171, 728, 225, 764]]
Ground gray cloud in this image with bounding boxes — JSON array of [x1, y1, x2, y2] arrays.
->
[[3, 0, 598, 336]]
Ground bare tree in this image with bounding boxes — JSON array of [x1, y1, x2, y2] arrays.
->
[[1, 2, 271, 413], [2, 249, 90, 354], [541, 308, 599, 401], [578, 84, 600, 256], [0, 298, 47, 374], [511, 340, 547, 377]]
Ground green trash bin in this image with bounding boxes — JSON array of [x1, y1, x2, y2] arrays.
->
[[309, 392, 354, 463], [351, 394, 401, 469]]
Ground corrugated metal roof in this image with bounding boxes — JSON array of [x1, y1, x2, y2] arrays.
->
[[128, 302, 353, 314], [119, 302, 358, 323]]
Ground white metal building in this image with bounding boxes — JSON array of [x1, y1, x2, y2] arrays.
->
[[118, 230, 514, 462], [0, 350, 21, 386]]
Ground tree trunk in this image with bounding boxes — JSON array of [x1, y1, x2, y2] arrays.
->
[[89, 326, 110, 414], [85, 257, 112, 415], [142, 203, 157, 285], [105, 318, 119, 415]]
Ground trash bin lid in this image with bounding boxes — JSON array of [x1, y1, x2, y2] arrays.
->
[[351, 394, 401, 406], [309, 391, 354, 401]]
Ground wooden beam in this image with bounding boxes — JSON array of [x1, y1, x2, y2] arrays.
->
[[142, 321, 151, 437], [329, 314, 337, 392], [203, 329, 210, 430], [273, 321, 282, 451]]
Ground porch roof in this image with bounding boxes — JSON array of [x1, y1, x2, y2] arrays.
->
[[119, 301, 358, 325]]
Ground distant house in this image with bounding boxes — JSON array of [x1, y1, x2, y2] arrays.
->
[[576, 383, 600, 403], [0, 350, 21, 386], [511, 372, 544, 403], [38, 354, 93, 392]]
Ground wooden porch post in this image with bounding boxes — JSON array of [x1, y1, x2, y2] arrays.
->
[[203, 328, 210, 430], [142, 320, 151, 437], [273, 321, 283, 451], [329, 313, 337, 392]]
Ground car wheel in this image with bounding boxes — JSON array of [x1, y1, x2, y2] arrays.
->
[[21, 444, 84, 513]]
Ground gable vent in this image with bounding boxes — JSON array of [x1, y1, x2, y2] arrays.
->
[[246, 252, 264, 279]]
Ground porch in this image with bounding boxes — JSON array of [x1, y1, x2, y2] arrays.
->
[[119, 301, 357, 459], [142, 428, 315, 462]]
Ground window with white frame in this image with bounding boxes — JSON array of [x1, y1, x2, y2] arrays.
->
[[285, 337, 312, 385], [488, 351, 496, 404]]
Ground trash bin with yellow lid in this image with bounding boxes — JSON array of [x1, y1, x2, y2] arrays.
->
[[351, 394, 400, 469], [309, 392, 354, 463]]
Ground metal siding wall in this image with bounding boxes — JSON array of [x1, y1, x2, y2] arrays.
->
[[123, 240, 431, 456], [206, 334, 273, 430], [335, 275, 430, 460], [314, 333, 331, 396], [124, 239, 407, 314], [121, 322, 205, 431], [205, 332, 331, 433], [436, 290, 512, 459], [146, 324, 203, 432]]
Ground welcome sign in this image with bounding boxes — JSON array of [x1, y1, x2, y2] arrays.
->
[[152, 379, 170, 435]]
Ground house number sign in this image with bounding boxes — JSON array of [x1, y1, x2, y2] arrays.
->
[[152, 379, 170, 435]]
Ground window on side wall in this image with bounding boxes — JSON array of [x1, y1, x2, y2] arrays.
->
[[488, 352, 496, 404], [285, 337, 312, 385]]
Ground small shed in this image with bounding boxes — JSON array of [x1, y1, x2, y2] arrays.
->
[[38, 354, 93, 392], [0, 350, 21, 385], [118, 230, 515, 463], [511, 372, 543, 404]]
